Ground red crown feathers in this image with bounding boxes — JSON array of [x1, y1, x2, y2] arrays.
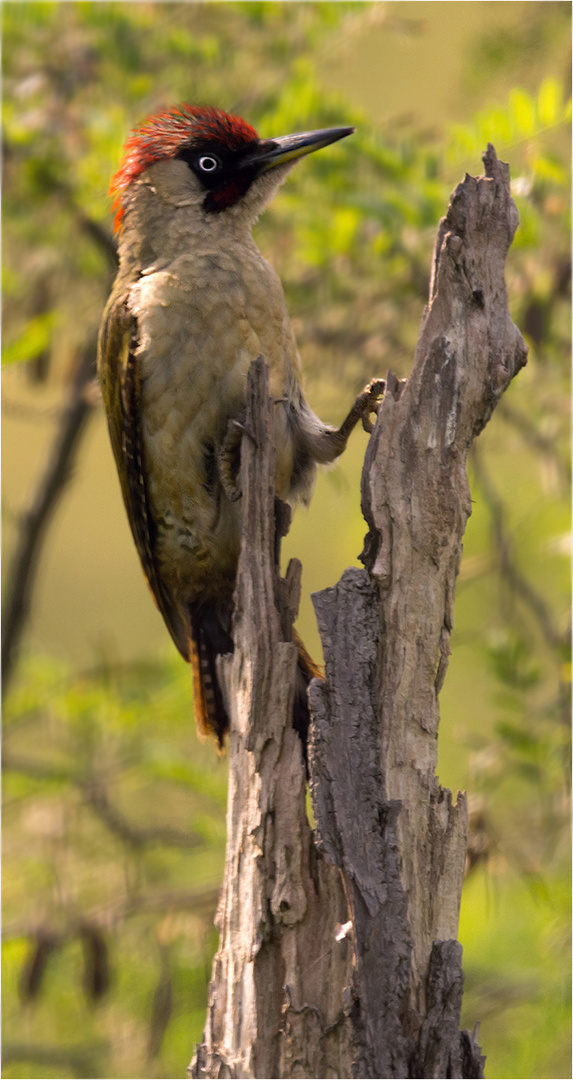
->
[[109, 104, 258, 231]]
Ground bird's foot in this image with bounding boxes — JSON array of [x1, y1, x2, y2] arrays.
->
[[232, 418, 257, 446], [356, 378, 386, 433], [218, 421, 242, 502], [218, 417, 258, 502]]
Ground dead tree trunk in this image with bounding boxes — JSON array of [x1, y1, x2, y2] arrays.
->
[[190, 146, 527, 1079]]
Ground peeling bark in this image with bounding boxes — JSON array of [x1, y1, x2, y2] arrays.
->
[[191, 147, 526, 1079], [191, 357, 354, 1080]]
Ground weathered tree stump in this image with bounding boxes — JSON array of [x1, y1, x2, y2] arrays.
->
[[191, 146, 527, 1079]]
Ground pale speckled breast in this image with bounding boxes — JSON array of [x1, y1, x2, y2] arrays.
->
[[131, 244, 301, 606]]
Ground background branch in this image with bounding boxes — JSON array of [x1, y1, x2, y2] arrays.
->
[[2, 341, 98, 695], [2, 753, 203, 849], [470, 446, 563, 650]]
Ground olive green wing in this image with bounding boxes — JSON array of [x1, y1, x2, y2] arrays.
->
[[98, 293, 191, 661]]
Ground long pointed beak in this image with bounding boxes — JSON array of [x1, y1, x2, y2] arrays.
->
[[243, 126, 355, 174]]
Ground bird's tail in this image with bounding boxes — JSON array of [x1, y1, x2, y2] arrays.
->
[[188, 608, 322, 750], [292, 627, 323, 750], [189, 607, 233, 746]]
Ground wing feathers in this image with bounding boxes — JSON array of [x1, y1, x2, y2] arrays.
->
[[98, 294, 190, 661]]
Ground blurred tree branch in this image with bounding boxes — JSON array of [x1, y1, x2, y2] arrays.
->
[[2, 1043, 101, 1079], [1, 166, 118, 695], [2, 751, 204, 849], [470, 446, 564, 651], [3, 885, 220, 944], [3, 134, 118, 270], [84, 775, 204, 850], [47, 169, 119, 271], [2, 341, 99, 695], [497, 400, 571, 486]]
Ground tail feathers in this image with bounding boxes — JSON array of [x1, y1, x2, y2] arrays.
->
[[292, 628, 323, 750], [188, 612, 323, 753], [189, 608, 233, 747], [293, 628, 323, 683]]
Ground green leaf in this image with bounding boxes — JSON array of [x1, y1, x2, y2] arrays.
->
[[2, 311, 56, 367], [509, 88, 536, 137], [537, 77, 562, 127]]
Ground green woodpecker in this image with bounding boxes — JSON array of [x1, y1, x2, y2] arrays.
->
[[98, 104, 384, 746]]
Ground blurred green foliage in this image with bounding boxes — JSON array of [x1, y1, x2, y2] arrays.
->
[[3, 654, 225, 1079], [2, 3, 571, 1078]]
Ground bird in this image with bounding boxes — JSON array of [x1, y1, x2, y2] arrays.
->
[[98, 103, 384, 748]]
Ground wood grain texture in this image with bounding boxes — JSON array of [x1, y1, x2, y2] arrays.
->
[[191, 147, 526, 1078], [191, 358, 354, 1080]]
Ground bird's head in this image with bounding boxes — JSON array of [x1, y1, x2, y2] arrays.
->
[[109, 104, 354, 233]]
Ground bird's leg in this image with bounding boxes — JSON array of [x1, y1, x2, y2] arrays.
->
[[343, 377, 387, 435], [218, 416, 257, 502], [308, 378, 387, 464]]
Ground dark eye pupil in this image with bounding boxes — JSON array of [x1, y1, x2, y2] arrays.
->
[[199, 156, 219, 172]]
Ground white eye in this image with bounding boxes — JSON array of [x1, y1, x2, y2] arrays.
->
[[198, 155, 220, 173]]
